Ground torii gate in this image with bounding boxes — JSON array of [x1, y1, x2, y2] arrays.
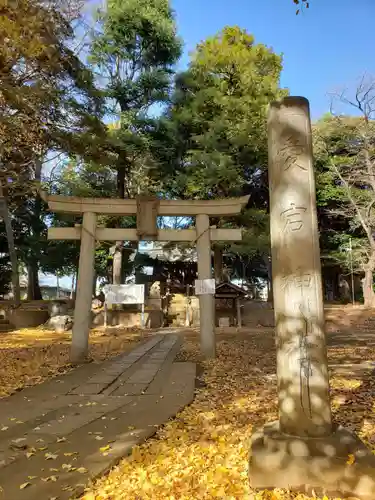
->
[[42, 193, 249, 363]]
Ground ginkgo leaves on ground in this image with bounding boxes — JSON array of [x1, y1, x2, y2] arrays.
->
[[84, 333, 375, 500], [0, 328, 146, 398]]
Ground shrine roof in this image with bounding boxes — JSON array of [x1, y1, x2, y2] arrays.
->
[[215, 282, 247, 297]]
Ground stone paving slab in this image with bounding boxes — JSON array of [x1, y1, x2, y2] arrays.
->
[[69, 335, 163, 396], [160, 362, 196, 396], [144, 336, 184, 395], [112, 383, 148, 396], [0, 333, 196, 499], [106, 335, 181, 397]]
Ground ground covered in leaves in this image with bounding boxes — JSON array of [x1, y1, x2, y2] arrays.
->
[[84, 327, 375, 500], [1, 305, 374, 499], [0, 327, 149, 398]]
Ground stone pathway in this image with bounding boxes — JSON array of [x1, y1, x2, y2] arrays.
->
[[0, 333, 196, 500]]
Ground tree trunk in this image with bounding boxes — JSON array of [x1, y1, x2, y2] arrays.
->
[[117, 163, 126, 199], [265, 255, 273, 303], [363, 263, 375, 307], [113, 242, 123, 285], [73, 268, 78, 301], [27, 261, 42, 300], [214, 246, 223, 284], [0, 187, 20, 306], [92, 271, 97, 296], [71, 272, 76, 299], [26, 158, 43, 302], [112, 162, 126, 284]]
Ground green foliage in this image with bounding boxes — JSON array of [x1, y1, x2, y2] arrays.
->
[[0, 0, 112, 297], [0, 0, 108, 186], [89, 0, 182, 197], [231, 209, 270, 258], [0, 2, 318, 290], [91, 0, 181, 105], [0, 256, 12, 296], [166, 26, 286, 199], [326, 233, 369, 275], [313, 113, 375, 293], [0, 234, 13, 295], [153, 26, 286, 278], [52, 159, 117, 199]]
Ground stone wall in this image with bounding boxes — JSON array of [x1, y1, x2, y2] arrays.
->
[[242, 300, 275, 327], [0, 297, 277, 330], [92, 308, 164, 329], [0, 300, 63, 329], [8, 309, 50, 329], [105, 294, 273, 329]]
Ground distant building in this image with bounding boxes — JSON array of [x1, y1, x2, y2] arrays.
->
[[1, 272, 71, 300]]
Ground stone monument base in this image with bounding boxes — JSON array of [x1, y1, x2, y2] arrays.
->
[[249, 421, 375, 499]]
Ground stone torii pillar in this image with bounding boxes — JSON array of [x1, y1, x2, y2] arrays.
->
[[249, 96, 375, 499], [196, 214, 215, 358], [71, 212, 97, 363]]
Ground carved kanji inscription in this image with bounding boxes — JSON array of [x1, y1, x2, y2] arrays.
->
[[277, 133, 307, 172], [280, 202, 307, 232], [281, 273, 312, 289]]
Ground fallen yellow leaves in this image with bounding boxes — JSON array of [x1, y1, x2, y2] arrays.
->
[[41, 475, 58, 482], [0, 327, 148, 398], [62, 463, 75, 472], [99, 445, 111, 453], [346, 453, 355, 465], [84, 333, 375, 500], [330, 377, 362, 391], [64, 451, 78, 457]]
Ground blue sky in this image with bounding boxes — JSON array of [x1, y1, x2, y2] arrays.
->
[[172, 0, 375, 119]]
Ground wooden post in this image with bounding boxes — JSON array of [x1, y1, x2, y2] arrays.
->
[[214, 245, 223, 284], [236, 297, 242, 328], [104, 301, 108, 328], [196, 214, 215, 358], [185, 284, 189, 327], [141, 302, 145, 328], [71, 212, 97, 363]]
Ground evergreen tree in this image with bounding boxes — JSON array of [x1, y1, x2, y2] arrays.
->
[[89, 0, 182, 283], [158, 26, 286, 287], [314, 109, 375, 306]]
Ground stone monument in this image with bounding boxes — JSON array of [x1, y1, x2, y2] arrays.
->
[[249, 96, 375, 498]]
